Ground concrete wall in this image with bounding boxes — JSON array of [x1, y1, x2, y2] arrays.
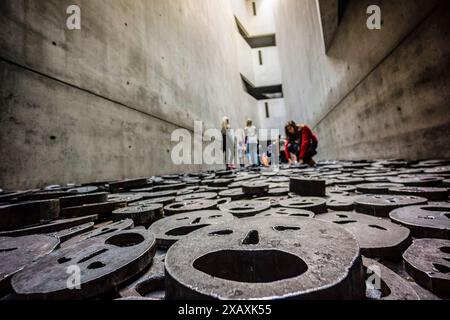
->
[[274, 0, 450, 160], [0, 0, 261, 189], [252, 47, 282, 87]]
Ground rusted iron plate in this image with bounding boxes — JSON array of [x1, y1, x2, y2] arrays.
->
[[165, 217, 364, 300], [59, 192, 109, 209], [61, 219, 134, 248], [61, 202, 126, 219], [11, 229, 156, 300], [388, 187, 449, 201], [119, 253, 166, 300], [242, 182, 269, 196], [0, 200, 60, 231], [51, 223, 95, 243], [388, 176, 445, 187], [130, 197, 176, 207], [175, 192, 217, 202], [164, 199, 218, 216], [256, 208, 315, 218], [107, 193, 144, 204], [326, 194, 355, 211], [109, 178, 150, 193], [218, 188, 246, 200], [356, 183, 404, 195]]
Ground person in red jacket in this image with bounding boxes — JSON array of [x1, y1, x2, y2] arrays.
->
[[284, 121, 318, 166]]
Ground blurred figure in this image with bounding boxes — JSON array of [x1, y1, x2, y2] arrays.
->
[[284, 121, 318, 166], [245, 119, 258, 167]]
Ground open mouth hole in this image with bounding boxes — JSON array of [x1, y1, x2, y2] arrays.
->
[[176, 217, 189, 221], [166, 225, 210, 236], [193, 250, 308, 283], [337, 214, 349, 218], [105, 233, 145, 247], [291, 214, 310, 217], [208, 215, 222, 219], [191, 218, 201, 224], [0, 248, 18, 253]]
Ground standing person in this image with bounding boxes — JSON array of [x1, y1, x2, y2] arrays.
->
[[284, 121, 318, 166], [221, 117, 235, 170], [245, 119, 258, 167]]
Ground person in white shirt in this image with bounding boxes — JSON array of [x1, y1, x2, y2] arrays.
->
[[245, 119, 258, 167]]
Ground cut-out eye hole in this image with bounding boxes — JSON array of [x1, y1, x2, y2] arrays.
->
[[191, 218, 201, 224], [337, 214, 349, 218], [278, 209, 287, 212], [369, 225, 387, 231], [0, 248, 18, 253], [387, 199, 398, 203], [433, 263, 450, 274], [422, 207, 450, 213], [209, 230, 233, 236], [87, 261, 106, 270], [58, 257, 72, 264], [334, 220, 357, 225], [440, 247, 450, 254], [242, 230, 259, 245], [78, 248, 109, 264], [274, 226, 301, 232], [176, 217, 189, 221], [166, 225, 209, 236], [209, 215, 222, 219], [291, 214, 310, 217]]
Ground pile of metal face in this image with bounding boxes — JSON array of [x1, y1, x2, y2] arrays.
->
[[1, 159, 449, 300]]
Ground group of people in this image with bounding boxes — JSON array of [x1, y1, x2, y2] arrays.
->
[[221, 117, 260, 170], [221, 117, 319, 170]]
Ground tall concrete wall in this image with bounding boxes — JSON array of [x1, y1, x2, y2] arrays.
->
[[274, 0, 450, 160], [0, 0, 261, 189]]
